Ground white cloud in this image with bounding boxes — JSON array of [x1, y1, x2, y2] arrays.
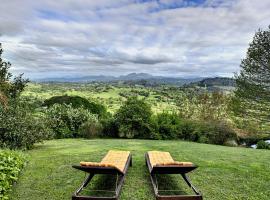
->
[[0, 0, 270, 78]]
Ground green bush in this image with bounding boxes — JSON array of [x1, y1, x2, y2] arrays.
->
[[0, 101, 52, 150], [115, 97, 153, 138], [0, 150, 26, 199], [257, 140, 270, 150], [181, 120, 237, 145], [239, 134, 270, 146], [152, 112, 182, 139], [100, 117, 118, 138], [45, 104, 96, 138], [78, 119, 103, 138], [43, 95, 107, 118]]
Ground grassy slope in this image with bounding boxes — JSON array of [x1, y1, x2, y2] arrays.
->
[[11, 139, 270, 200]]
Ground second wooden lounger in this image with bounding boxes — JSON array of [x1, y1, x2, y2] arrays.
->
[[145, 151, 202, 200], [72, 150, 132, 200]]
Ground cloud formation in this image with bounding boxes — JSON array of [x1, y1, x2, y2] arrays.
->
[[1, 0, 270, 78]]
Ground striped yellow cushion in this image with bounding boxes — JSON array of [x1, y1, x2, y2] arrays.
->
[[148, 151, 193, 167], [80, 150, 130, 173]]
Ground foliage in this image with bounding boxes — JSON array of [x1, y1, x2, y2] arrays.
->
[[0, 45, 45, 150], [151, 112, 237, 145], [256, 140, 270, 150], [100, 117, 118, 138], [0, 44, 29, 99], [152, 112, 182, 139], [78, 118, 103, 138], [45, 104, 97, 138], [43, 95, 107, 118], [196, 77, 235, 87], [196, 121, 237, 145], [177, 91, 229, 121], [0, 91, 8, 108], [21, 81, 268, 145], [180, 119, 237, 145], [234, 26, 270, 124], [0, 150, 26, 200], [115, 97, 153, 138], [0, 100, 53, 150]]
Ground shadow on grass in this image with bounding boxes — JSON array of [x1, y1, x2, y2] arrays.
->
[[80, 174, 118, 197], [152, 174, 193, 196]]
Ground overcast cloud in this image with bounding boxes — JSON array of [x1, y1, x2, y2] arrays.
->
[[0, 0, 270, 79]]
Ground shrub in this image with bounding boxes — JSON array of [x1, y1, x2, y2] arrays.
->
[[239, 134, 270, 146], [43, 95, 107, 118], [180, 120, 198, 141], [115, 97, 153, 138], [194, 121, 237, 145], [179, 120, 237, 145], [0, 150, 26, 199], [78, 119, 103, 138], [152, 112, 182, 139], [257, 140, 270, 150], [45, 104, 97, 138], [0, 100, 52, 150], [100, 117, 118, 138]]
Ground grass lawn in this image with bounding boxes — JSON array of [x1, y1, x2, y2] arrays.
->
[[11, 139, 270, 200]]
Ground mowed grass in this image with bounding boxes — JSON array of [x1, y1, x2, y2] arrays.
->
[[11, 139, 270, 200]]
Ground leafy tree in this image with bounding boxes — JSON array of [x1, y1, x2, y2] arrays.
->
[[115, 97, 153, 138], [0, 44, 51, 150], [43, 95, 107, 118], [177, 91, 229, 121], [152, 112, 182, 139], [45, 104, 97, 138], [0, 100, 53, 149], [0, 43, 29, 99], [234, 26, 270, 124]]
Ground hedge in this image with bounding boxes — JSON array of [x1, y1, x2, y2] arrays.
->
[[0, 150, 26, 199]]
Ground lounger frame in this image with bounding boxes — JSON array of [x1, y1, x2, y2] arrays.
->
[[72, 154, 132, 200], [145, 153, 202, 200]]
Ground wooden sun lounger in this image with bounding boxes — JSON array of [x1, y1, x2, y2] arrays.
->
[[72, 150, 132, 200], [145, 151, 202, 200]]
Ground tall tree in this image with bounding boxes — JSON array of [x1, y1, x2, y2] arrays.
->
[[234, 26, 270, 124], [0, 43, 29, 100]]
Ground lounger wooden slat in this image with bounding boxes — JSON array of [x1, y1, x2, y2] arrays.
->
[[72, 151, 132, 200], [145, 151, 203, 200]]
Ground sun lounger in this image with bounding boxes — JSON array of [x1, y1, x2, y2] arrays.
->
[[72, 150, 132, 200], [145, 151, 202, 200]]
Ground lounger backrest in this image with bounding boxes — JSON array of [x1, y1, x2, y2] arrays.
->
[[80, 150, 130, 173], [101, 150, 130, 173]]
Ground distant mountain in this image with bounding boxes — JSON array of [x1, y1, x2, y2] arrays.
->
[[191, 77, 236, 87], [33, 73, 205, 85], [34, 75, 116, 82], [118, 73, 154, 80]]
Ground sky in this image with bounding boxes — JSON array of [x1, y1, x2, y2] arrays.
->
[[0, 0, 270, 79]]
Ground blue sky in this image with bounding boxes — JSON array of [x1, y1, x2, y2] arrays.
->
[[0, 0, 270, 79]]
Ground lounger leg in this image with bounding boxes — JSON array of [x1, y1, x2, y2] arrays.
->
[[149, 174, 159, 197], [114, 174, 125, 200], [130, 156, 132, 167], [75, 173, 95, 195], [181, 174, 200, 195]]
